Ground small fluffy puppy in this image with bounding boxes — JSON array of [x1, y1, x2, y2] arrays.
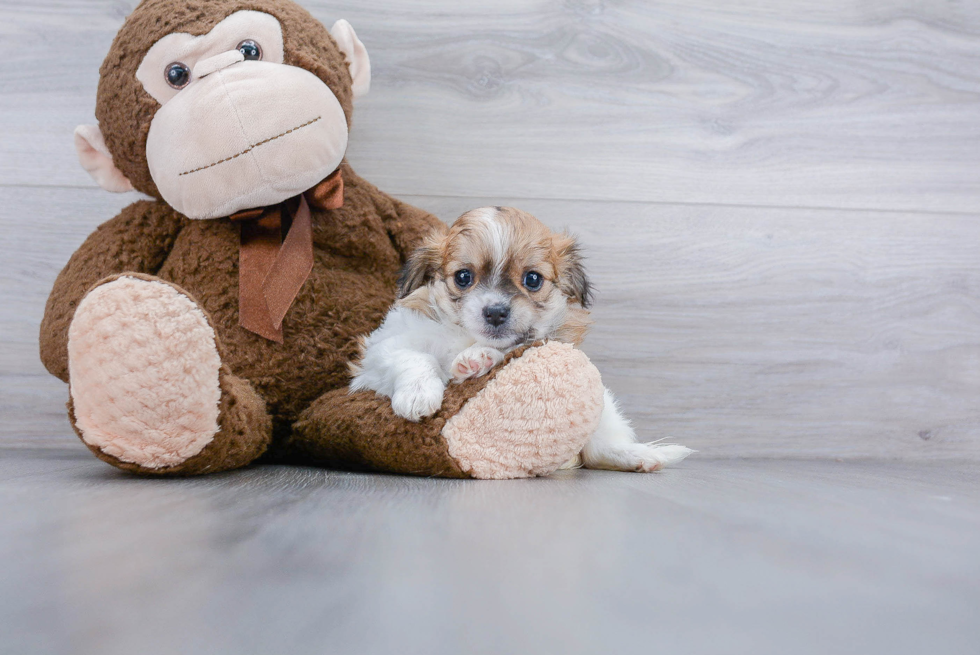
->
[[350, 206, 693, 472]]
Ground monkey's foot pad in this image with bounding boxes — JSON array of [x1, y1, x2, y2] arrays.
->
[[67, 276, 223, 469], [443, 342, 605, 479]]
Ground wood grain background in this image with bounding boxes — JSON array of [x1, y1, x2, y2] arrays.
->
[[2, 0, 978, 459]]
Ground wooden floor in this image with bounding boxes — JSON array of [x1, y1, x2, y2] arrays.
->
[[2, 0, 979, 652], [2, 451, 978, 655]]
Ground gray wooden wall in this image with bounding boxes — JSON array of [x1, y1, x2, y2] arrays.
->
[[2, 0, 978, 459]]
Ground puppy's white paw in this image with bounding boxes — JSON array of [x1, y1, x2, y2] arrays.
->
[[391, 377, 446, 422], [451, 346, 505, 382]]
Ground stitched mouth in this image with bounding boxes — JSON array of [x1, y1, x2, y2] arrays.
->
[[178, 116, 322, 176]]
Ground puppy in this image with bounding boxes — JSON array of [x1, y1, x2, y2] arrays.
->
[[349, 207, 693, 472]]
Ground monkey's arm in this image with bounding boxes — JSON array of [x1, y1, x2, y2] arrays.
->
[[339, 162, 445, 259], [384, 196, 446, 261], [39, 200, 187, 382]]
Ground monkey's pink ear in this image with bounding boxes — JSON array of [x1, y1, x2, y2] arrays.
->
[[329, 19, 371, 99], [74, 124, 134, 193]]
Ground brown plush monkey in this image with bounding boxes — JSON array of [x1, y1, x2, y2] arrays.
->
[[39, 0, 605, 479]]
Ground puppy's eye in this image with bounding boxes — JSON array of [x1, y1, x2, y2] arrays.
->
[[523, 271, 543, 291], [237, 40, 262, 61], [454, 269, 473, 289], [165, 62, 191, 89]]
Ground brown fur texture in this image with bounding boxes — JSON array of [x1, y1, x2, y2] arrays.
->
[[39, 0, 603, 478]]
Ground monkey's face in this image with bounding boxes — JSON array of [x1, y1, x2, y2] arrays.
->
[[139, 10, 355, 219], [76, 2, 371, 220], [136, 11, 348, 219]]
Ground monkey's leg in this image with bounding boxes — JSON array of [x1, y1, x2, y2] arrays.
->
[[288, 342, 604, 479], [67, 274, 272, 475]]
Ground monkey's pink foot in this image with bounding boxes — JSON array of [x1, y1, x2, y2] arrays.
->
[[67, 276, 225, 469], [443, 342, 604, 479], [451, 345, 505, 382]]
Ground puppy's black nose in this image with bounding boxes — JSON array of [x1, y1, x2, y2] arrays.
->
[[483, 304, 510, 327]]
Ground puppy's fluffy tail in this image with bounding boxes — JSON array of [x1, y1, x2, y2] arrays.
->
[[642, 443, 696, 467]]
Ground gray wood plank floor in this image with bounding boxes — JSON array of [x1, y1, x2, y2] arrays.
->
[[1, 451, 978, 655]]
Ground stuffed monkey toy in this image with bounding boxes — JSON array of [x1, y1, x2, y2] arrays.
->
[[38, 0, 605, 479]]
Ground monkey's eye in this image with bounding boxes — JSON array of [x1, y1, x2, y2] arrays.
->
[[523, 271, 543, 291], [454, 269, 473, 289], [237, 40, 262, 61], [165, 62, 191, 89]]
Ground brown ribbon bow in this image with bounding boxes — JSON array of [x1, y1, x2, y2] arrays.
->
[[230, 169, 344, 342]]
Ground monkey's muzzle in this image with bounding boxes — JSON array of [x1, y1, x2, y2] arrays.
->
[[146, 61, 349, 220]]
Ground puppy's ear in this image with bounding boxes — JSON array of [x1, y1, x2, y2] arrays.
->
[[397, 286, 439, 321], [553, 233, 593, 309], [397, 237, 443, 299]]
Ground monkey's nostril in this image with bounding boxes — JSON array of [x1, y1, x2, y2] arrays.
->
[[483, 304, 510, 327]]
